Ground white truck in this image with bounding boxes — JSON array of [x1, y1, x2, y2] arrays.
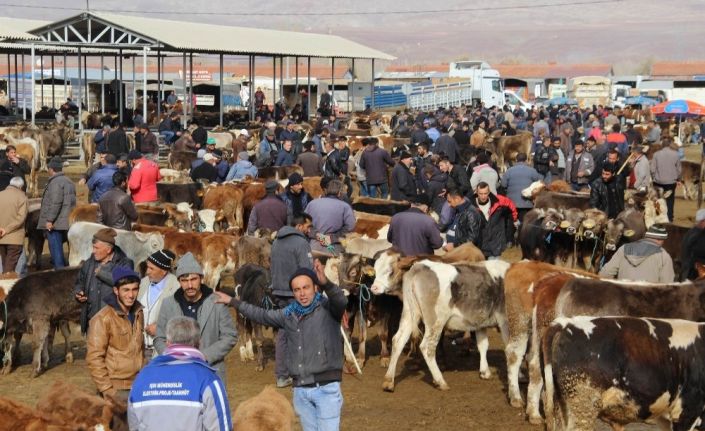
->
[[567, 76, 611, 108], [504, 90, 532, 111], [447, 60, 504, 107]]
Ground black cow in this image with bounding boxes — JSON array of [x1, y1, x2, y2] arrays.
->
[[157, 182, 203, 209], [1, 267, 81, 377], [232, 264, 273, 372], [543, 316, 705, 431], [351, 197, 410, 216]]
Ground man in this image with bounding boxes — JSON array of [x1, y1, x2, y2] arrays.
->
[[470, 152, 499, 195], [128, 316, 231, 431], [154, 252, 238, 381], [319, 89, 332, 117], [321, 138, 342, 180], [550, 136, 566, 180], [106, 121, 129, 157], [533, 134, 557, 180], [433, 126, 459, 163], [280, 173, 312, 225], [86, 266, 144, 407], [599, 224, 674, 283], [631, 145, 651, 191], [87, 153, 118, 203], [423, 164, 447, 216], [424, 118, 440, 143], [137, 123, 159, 160], [231, 129, 250, 155], [305, 179, 356, 255], [606, 123, 629, 156], [414, 142, 433, 189], [390, 152, 417, 201], [166, 90, 177, 107], [388, 194, 443, 256], [191, 152, 219, 183], [533, 112, 550, 138], [1, 144, 30, 182], [590, 164, 625, 219], [116, 153, 131, 177], [254, 87, 265, 111], [247, 180, 288, 235], [279, 121, 299, 144], [97, 171, 138, 231], [226, 151, 258, 181], [470, 182, 518, 259], [212, 150, 229, 183], [137, 249, 179, 361], [651, 138, 681, 221], [681, 209, 705, 281], [296, 142, 323, 177], [257, 129, 279, 167], [269, 213, 314, 388], [0, 160, 10, 192], [335, 138, 353, 199], [439, 156, 470, 196], [443, 187, 483, 251], [410, 122, 428, 146], [0, 176, 27, 273], [158, 112, 181, 144], [359, 137, 394, 199], [38, 156, 76, 269], [500, 153, 541, 222], [190, 119, 208, 149], [586, 135, 608, 183], [94, 124, 111, 154], [128, 150, 161, 203], [275, 139, 296, 166], [215, 262, 346, 431], [75, 228, 134, 333], [645, 119, 661, 145], [564, 140, 594, 191]]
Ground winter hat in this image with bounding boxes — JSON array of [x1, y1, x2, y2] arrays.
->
[[175, 252, 204, 278], [148, 249, 176, 271], [112, 266, 140, 286], [696, 209, 705, 223], [288, 172, 304, 186], [93, 227, 117, 245], [238, 151, 250, 161], [48, 156, 63, 171], [212, 149, 224, 160], [127, 150, 143, 160], [289, 267, 321, 289], [645, 224, 668, 240], [265, 179, 279, 193]]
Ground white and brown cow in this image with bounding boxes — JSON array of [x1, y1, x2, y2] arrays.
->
[[543, 316, 705, 431], [371, 257, 509, 392]]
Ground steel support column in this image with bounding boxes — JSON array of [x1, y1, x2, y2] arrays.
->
[[30, 45, 35, 125], [21, 54, 25, 120], [119, 50, 124, 123], [306, 57, 311, 120], [371, 59, 375, 110], [51, 55, 55, 109], [351, 58, 355, 113], [142, 47, 148, 125], [219, 53, 224, 126], [331, 58, 335, 112], [100, 55, 104, 114]]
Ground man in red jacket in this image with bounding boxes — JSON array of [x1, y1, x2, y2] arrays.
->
[[127, 150, 161, 203], [470, 181, 518, 259]]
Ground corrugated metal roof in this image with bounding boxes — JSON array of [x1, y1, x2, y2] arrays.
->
[[651, 61, 705, 78], [0, 17, 48, 41], [87, 12, 394, 60]]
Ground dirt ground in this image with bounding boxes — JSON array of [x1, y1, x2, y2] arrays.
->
[[4, 146, 701, 430]]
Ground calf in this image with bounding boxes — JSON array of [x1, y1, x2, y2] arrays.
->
[[157, 181, 203, 208], [25, 198, 43, 269], [662, 223, 689, 279], [232, 264, 273, 371], [575, 208, 608, 271], [543, 317, 705, 431], [372, 259, 510, 391], [233, 386, 295, 431], [36, 381, 121, 431], [603, 208, 646, 260], [167, 150, 197, 171], [1, 267, 81, 377], [352, 197, 410, 216], [353, 211, 390, 239], [523, 181, 591, 210], [67, 221, 164, 268], [202, 182, 246, 233], [341, 233, 391, 259], [487, 130, 533, 172]]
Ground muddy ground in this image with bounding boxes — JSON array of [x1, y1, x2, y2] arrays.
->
[[3, 146, 701, 430]]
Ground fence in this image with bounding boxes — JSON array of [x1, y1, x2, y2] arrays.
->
[[407, 81, 474, 111], [363, 85, 407, 109]]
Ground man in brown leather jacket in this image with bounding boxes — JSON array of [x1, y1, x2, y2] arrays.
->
[[86, 266, 144, 408]]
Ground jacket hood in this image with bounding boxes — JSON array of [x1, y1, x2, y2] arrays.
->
[[237, 160, 254, 168], [276, 225, 306, 240], [623, 239, 662, 267]]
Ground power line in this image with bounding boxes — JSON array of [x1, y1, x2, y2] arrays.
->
[[0, 0, 624, 17]]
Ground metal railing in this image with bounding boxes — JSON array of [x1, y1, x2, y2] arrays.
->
[[407, 81, 474, 111]]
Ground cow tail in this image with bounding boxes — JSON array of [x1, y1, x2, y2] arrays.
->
[[542, 323, 561, 431], [402, 273, 423, 342]]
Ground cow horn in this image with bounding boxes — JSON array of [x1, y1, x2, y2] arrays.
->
[[624, 229, 635, 237], [559, 220, 570, 229], [582, 219, 596, 229], [362, 265, 376, 277]]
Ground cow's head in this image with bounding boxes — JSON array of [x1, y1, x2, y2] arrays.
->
[[338, 253, 376, 296], [579, 209, 608, 240], [370, 249, 402, 295], [604, 219, 632, 251], [521, 180, 545, 199], [560, 208, 586, 235], [194, 209, 217, 232], [163, 205, 193, 232], [541, 208, 564, 232]]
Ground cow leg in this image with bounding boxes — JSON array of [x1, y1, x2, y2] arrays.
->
[[419, 319, 450, 390], [31, 321, 50, 377], [379, 313, 391, 368], [59, 321, 73, 364], [561, 381, 601, 431], [475, 329, 492, 380], [356, 308, 367, 368], [253, 324, 265, 372], [382, 307, 417, 392], [505, 328, 529, 408], [1, 333, 20, 375], [527, 309, 546, 424]]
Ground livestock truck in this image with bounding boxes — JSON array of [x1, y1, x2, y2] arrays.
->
[[567, 76, 611, 108]]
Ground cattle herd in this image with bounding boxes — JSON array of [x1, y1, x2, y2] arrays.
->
[[1, 107, 705, 431]]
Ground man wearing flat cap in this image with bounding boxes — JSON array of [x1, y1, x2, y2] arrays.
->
[[388, 194, 443, 256], [215, 260, 346, 431], [246, 180, 288, 236], [86, 265, 144, 410], [38, 156, 76, 269], [138, 249, 179, 360], [390, 151, 417, 201], [599, 224, 674, 283], [75, 227, 134, 334]]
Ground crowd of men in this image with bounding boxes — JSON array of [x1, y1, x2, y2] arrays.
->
[[3, 99, 705, 431]]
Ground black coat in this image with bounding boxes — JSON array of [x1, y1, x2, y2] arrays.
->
[[446, 165, 470, 196], [322, 149, 342, 179], [106, 128, 129, 157], [589, 177, 624, 219], [359, 145, 394, 185], [433, 135, 459, 163], [190, 162, 219, 183], [390, 162, 417, 201], [470, 193, 515, 258]]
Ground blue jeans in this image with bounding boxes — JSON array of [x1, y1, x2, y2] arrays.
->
[[160, 131, 175, 144], [358, 180, 369, 197], [367, 182, 389, 199], [46, 230, 67, 269], [293, 382, 343, 431]]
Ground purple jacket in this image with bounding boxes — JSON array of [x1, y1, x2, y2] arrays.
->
[[305, 195, 356, 242], [359, 145, 394, 185], [388, 208, 443, 256], [246, 195, 288, 235]]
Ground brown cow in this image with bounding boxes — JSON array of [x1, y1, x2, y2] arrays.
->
[[487, 130, 533, 172], [233, 386, 295, 431], [202, 183, 246, 233], [36, 381, 122, 431], [168, 150, 198, 171], [353, 211, 391, 239]]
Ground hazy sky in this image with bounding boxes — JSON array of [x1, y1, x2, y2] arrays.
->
[[4, 0, 704, 69]]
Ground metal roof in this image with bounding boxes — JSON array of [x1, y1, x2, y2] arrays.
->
[[0, 17, 48, 41]]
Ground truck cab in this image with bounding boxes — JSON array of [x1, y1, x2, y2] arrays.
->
[[504, 90, 532, 111], [448, 61, 504, 108]]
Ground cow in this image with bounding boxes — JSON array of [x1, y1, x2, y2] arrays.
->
[[0, 134, 40, 196], [1, 267, 81, 377], [372, 259, 510, 391], [575, 208, 608, 271], [67, 222, 165, 268], [36, 381, 123, 431], [0, 396, 75, 431], [543, 316, 705, 431], [351, 197, 410, 216], [678, 160, 701, 200], [232, 264, 273, 371], [341, 234, 391, 259], [518, 208, 562, 261], [202, 182, 246, 233], [522, 180, 591, 210], [167, 150, 198, 171], [257, 165, 303, 181], [662, 223, 690, 280], [502, 262, 597, 413], [353, 211, 390, 239], [25, 198, 43, 269], [486, 130, 533, 172], [157, 181, 204, 208], [232, 386, 296, 431], [234, 235, 272, 269], [603, 208, 646, 258]]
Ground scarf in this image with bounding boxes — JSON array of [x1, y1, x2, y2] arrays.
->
[[163, 344, 207, 362], [284, 292, 322, 318]]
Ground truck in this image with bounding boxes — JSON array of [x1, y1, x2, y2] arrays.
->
[[504, 90, 532, 111], [447, 61, 504, 107], [567, 76, 611, 108]]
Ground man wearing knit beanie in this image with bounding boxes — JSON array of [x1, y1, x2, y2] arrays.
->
[[280, 172, 312, 225], [86, 265, 143, 417], [153, 252, 237, 382], [214, 259, 347, 431], [137, 249, 179, 360], [599, 224, 674, 283]]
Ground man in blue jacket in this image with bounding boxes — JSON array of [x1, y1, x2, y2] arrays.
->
[[215, 261, 346, 431], [128, 316, 232, 431], [499, 153, 541, 222], [87, 153, 118, 202]]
